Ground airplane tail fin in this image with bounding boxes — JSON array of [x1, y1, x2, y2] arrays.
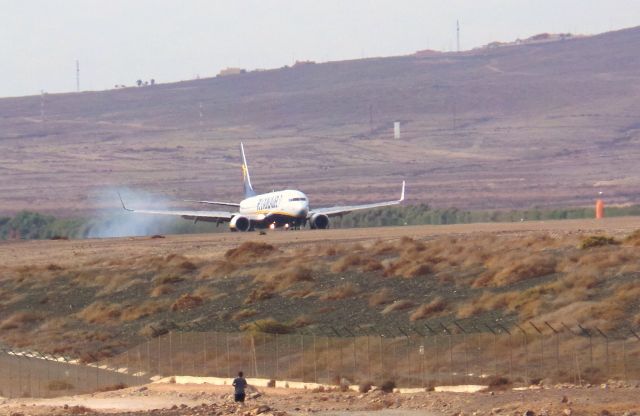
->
[[240, 142, 256, 198]]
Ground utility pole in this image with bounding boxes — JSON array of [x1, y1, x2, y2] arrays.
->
[[40, 90, 45, 121], [456, 20, 460, 52], [76, 60, 80, 92]]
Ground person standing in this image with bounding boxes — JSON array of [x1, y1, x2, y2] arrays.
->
[[233, 371, 247, 403]]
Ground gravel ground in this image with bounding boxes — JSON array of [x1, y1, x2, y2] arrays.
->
[[1, 380, 640, 416]]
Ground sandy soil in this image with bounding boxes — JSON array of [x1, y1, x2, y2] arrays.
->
[[1, 381, 640, 415], [1, 217, 639, 269]]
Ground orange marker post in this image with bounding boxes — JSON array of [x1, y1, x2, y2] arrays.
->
[[595, 199, 605, 219]]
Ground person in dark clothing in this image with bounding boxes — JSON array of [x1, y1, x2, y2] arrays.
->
[[232, 371, 247, 403]]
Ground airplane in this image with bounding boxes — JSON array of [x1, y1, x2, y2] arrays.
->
[[118, 143, 405, 232]]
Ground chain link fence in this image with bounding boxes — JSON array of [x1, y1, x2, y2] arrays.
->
[[101, 322, 640, 387], [0, 349, 148, 398], [2, 321, 639, 398]]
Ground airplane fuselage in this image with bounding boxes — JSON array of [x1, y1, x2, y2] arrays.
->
[[234, 189, 310, 230]]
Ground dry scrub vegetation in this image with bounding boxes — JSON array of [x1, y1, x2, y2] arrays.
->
[[0, 230, 639, 360]]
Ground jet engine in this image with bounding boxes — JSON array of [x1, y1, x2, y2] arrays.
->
[[230, 215, 251, 232], [309, 213, 329, 229]]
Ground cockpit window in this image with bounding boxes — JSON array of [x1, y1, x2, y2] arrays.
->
[[289, 197, 307, 202]]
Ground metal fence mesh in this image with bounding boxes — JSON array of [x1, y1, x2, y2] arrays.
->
[[101, 325, 640, 387], [1, 323, 639, 398]]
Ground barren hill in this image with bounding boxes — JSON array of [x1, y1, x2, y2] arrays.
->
[[0, 218, 639, 359], [2, 27, 640, 215]]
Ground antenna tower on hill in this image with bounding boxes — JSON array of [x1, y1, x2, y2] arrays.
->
[[76, 60, 80, 92]]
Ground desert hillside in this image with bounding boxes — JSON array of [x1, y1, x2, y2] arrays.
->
[[1, 28, 640, 215], [1, 219, 639, 360]]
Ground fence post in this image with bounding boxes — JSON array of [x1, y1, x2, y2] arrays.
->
[[562, 322, 582, 384], [225, 333, 230, 378], [497, 324, 513, 381], [424, 323, 436, 386], [515, 324, 529, 380], [440, 323, 453, 385], [595, 327, 609, 379], [146, 340, 151, 376], [379, 335, 384, 385], [287, 334, 292, 381], [423, 324, 438, 386], [623, 338, 627, 381], [300, 333, 305, 382], [213, 332, 218, 377], [629, 329, 640, 381], [343, 327, 357, 383], [544, 322, 560, 378], [484, 324, 498, 377], [202, 333, 207, 377], [95, 355, 99, 391], [179, 332, 184, 376], [275, 333, 280, 381], [353, 334, 358, 384], [578, 324, 593, 369], [411, 326, 425, 388], [366, 333, 371, 382], [325, 335, 331, 384], [529, 321, 544, 377], [156, 336, 161, 376], [168, 331, 173, 376], [453, 322, 469, 383]]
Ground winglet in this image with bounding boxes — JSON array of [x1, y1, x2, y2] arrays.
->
[[117, 192, 133, 212], [399, 180, 405, 202]]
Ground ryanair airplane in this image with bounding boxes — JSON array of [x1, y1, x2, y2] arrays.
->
[[119, 143, 405, 231]]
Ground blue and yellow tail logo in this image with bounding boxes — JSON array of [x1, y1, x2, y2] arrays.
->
[[240, 142, 256, 198]]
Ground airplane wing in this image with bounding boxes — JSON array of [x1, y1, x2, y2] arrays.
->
[[119, 194, 235, 223], [184, 200, 241, 207], [309, 181, 405, 217]]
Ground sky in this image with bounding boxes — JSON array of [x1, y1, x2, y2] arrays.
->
[[1, 0, 639, 98]]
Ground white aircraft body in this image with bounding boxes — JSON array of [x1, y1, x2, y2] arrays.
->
[[119, 143, 405, 231]]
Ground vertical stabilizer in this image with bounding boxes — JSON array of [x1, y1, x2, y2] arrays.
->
[[240, 142, 256, 198]]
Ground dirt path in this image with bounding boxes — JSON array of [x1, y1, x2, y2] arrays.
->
[[1, 382, 640, 415], [2, 217, 639, 268]]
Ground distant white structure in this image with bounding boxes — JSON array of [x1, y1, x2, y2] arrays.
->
[[394, 121, 401, 139]]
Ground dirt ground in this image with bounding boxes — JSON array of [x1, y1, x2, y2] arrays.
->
[[1, 381, 640, 416], [2, 217, 639, 269]]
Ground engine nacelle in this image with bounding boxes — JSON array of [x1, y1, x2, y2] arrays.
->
[[229, 215, 251, 232], [309, 213, 329, 229]]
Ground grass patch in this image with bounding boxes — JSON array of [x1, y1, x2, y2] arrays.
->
[[381, 299, 414, 315], [579, 235, 619, 249], [225, 241, 276, 263], [170, 294, 203, 311], [76, 302, 122, 324], [253, 265, 313, 290], [409, 297, 447, 321], [244, 287, 275, 304], [0, 311, 43, 330], [150, 284, 173, 297], [331, 253, 383, 273], [232, 308, 258, 321], [319, 283, 360, 300], [368, 288, 394, 307]]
